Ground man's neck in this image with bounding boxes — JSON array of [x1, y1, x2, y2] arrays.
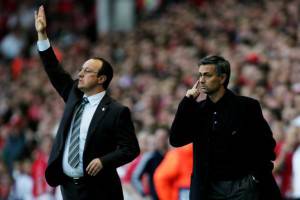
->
[[84, 88, 105, 97], [208, 87, 226, 103]]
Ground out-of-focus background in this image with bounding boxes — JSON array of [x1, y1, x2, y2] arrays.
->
[[0, 0, 300, 199]]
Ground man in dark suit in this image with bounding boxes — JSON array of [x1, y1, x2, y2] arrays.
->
[[35, 5, 140, 200], [170, 55, 282, 199]]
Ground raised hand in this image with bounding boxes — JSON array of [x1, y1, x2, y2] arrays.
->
[[186, 80, 201, 99], [34, 5, 47, 40]]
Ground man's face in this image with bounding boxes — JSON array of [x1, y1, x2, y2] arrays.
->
[[77, 59, 104, 93], [198, 64, 225, 95]]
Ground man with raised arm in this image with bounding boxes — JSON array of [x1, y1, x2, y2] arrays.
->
[[35, 5, 140, 200]]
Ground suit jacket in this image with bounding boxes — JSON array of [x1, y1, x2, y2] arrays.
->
[[170, 90, 282, 200], [39, 47, 140, 199]]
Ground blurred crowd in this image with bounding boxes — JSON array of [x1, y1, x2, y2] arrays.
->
[[0, 0, 300, 199]]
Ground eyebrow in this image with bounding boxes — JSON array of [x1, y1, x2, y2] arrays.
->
[[79, 67, 92, 70], [199, 72, 214, 75]]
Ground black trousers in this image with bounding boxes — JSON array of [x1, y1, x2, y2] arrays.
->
[[61, 176, 95, 200], [207, 175, 260, 200]]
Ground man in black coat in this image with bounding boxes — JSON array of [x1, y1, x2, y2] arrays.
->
[[170, 55, 282, 199], [35, 5, 140, 200]]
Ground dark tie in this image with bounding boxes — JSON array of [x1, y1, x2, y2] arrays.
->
[[68, 97, 89, 168]]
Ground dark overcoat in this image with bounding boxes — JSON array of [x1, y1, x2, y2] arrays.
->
[[170, 90, 282, 200]]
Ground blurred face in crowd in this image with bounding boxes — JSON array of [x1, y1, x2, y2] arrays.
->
[[198, 64, 226, 96], [78, 59, 106, 95], [154, 128, 168, 151], [137, 132, 151, 154], [22, 160, 32, 175]]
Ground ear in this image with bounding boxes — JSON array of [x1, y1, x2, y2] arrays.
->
[[220, 74, 226, 85], [97, 75, 107, 85]]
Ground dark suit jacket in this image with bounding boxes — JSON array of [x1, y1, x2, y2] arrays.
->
[[39, 47, 140, 200], [170, 90, 282, 200]]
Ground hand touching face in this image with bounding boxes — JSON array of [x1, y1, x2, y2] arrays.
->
[[186, 80, 201, 99]]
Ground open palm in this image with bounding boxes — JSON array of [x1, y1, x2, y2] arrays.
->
[[34, 5, 47, 33]]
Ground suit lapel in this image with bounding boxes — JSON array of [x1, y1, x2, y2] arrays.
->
[[62, 85, 84, 131], [84, 94, 112, 149], [60, 98, 81, 134], [53, 95, 81, 152]]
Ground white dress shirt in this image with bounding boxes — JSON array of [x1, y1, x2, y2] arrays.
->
[[37, 40, 106, 177], [62, 92, 105, 177]]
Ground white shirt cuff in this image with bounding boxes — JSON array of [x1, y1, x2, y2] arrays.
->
[[37, 39, 50, 51]]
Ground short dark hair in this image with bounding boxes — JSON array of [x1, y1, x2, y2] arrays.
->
[[199, 55, 231, 88], [92, 57, 113, 90]]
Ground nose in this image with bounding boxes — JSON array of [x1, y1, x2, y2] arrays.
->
[[199, 76, 205, 83], [78, 69, 84, 77]]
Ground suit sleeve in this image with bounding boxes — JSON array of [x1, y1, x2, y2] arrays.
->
[[100, 107, 140, 169], [250, 100, 276, 178], [38, 47, 73, 102], [169, 97, 198, 147]]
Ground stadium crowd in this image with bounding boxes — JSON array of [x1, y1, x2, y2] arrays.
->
[[0, 0, 300, 199]]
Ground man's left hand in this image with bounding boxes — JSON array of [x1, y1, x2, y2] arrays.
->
[[86, 158, 103, 176]]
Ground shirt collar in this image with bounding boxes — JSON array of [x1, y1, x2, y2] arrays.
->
[[206, 89, 232, 108], [84, 91, 106, 106]]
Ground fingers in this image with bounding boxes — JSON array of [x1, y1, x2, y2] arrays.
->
[[186, 80, 201, 99], [186, 88, 200, 99], [192, 80, 200, 90], [86, 159, 103, 176], [35, 5, 47, 33], [35, 5, 45, 21], [38, 5, 45, 22], [39, 5, 45, 19]]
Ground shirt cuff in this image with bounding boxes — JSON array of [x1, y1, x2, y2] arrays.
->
[[37, 39, 50, 51]]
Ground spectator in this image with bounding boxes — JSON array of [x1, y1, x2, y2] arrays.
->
[[291, 126, 300, 199], [31, 135, 54, 200], [2, 118, 26, 174], [273, 124, 296, 198], [12, 158, 34, 200], [120, 131, 152, 200], [154, 144, 193, 200], [131, 128, 169, 200]]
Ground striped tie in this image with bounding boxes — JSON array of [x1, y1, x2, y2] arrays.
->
[[68, 97, 89, 168]]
